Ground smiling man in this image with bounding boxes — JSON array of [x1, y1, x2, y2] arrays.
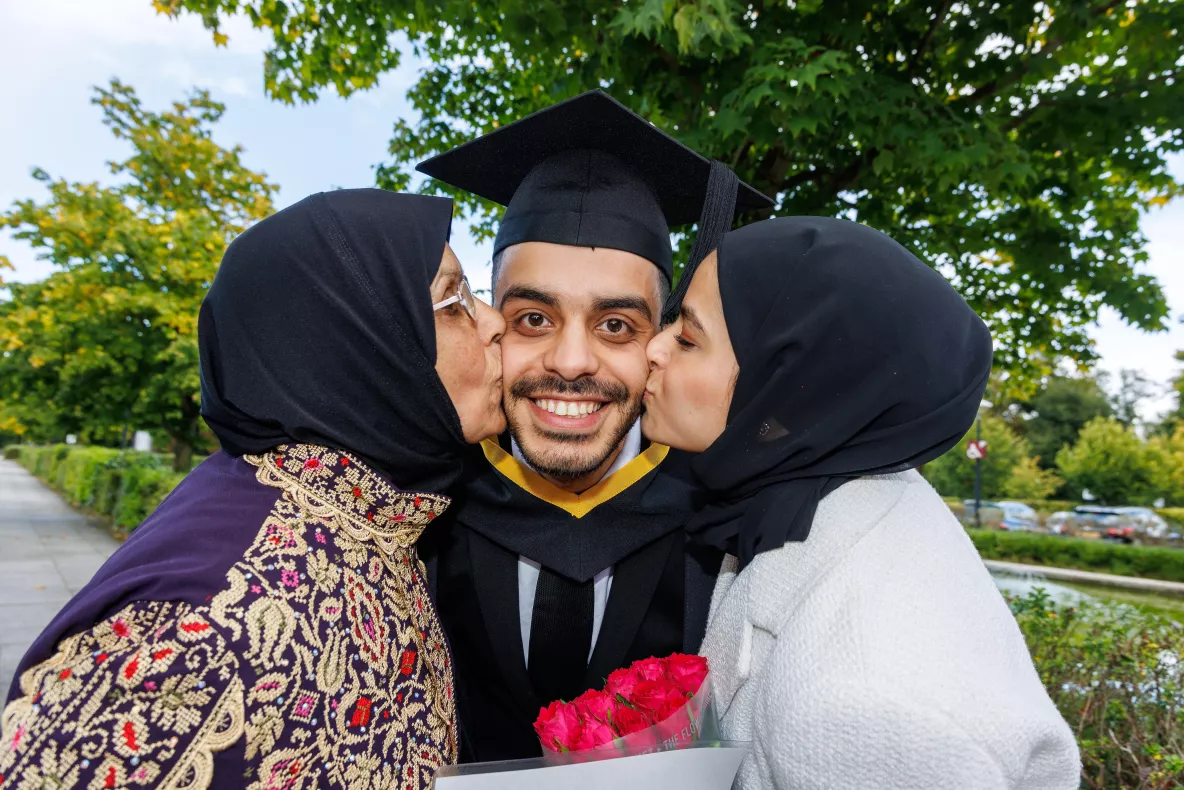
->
[[497, 242, 658, 489], [416, 91, 772, 762]]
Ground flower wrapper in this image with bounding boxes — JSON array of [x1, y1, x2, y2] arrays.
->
[[535, 659, 720, 764]]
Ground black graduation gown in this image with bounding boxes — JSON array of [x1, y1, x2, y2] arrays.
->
[[420, 437, 722, 763]]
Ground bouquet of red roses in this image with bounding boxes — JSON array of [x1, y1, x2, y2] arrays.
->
[[533, 654, 716, 757]]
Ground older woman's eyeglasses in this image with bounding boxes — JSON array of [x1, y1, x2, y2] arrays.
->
[[432, 277, 477, 321]]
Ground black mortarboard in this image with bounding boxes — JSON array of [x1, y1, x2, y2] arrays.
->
[[415, 90, 774, 298]]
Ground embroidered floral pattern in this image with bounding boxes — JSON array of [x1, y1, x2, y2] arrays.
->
[[0, 602, 244, 790], [257, 444, 449, 557], [0, 443, 456, 790]]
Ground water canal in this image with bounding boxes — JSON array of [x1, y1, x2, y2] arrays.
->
[[992, 571, 1184, 623]]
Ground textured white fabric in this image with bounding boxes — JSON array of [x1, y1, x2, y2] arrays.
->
[[700, 470, 1081, 790], [514, 422, 641, 663]]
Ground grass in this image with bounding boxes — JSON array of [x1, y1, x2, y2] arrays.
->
[[1058, 581, 1184, 624]]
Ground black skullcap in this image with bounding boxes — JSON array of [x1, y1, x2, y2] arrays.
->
[[415, 90, 773, 287]]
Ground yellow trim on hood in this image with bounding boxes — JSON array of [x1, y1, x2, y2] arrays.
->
[[479, 438, 669, 518]]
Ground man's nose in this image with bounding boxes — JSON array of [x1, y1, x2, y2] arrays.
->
[[544, 323, 600, 380]]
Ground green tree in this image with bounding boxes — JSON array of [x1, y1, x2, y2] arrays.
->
[[1153, 349, 1184, 436], [157, 0, 1182, 389], [1003, 454, 1064, 500], [923, 412, 1056, 500], [1104, 367, 1157, 428], [1010, 374, 1112, 469], [0, 81, 276, 469], [1147, 425, 1184, 505], [1055, 416, 1158, 504]]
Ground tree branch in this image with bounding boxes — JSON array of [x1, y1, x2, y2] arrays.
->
[[653, 41, 680, 72], [730, 137, 754, 168], [913, 0, 952, 64]]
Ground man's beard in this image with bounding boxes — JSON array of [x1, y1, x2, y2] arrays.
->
[[507, 374, 644, 482]]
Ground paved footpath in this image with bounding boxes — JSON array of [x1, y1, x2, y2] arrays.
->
[[0, 458, 119, 697]]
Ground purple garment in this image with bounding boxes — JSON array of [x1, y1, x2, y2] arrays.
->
[[7, 451, 276, 705]]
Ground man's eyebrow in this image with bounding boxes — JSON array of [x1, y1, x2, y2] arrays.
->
[[680, 304, 706, 335], [499, 284, 559, 309], [592, 295, 653, 323]]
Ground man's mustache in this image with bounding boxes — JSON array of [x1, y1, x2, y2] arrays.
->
[[508, 375, 631, 404]]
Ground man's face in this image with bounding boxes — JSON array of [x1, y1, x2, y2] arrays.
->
[[495, 242, 662, 486]]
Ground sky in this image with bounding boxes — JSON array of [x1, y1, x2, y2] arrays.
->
[[2, 0, 1182, 419]]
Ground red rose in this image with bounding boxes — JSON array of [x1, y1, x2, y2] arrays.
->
[[571, 690, 616, 750], [534, 700, 563, 735], [605, 666, 641, 700], [533, 700, 583, 752], [631, 679, 691, 722], [610, 699, 653, 737], [631, 656, 667, 682], [664, 654, 709, 696]]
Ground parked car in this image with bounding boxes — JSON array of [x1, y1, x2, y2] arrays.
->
[[960, 499, 1002, 528], [1049, 516, 1105, 539], [995, 501, 1038, 523], [962, 499, 1037, 531], [1111, 507, 1170, 539], [1046, 511, 1075, 535], [1074, 506, 1144, 544]]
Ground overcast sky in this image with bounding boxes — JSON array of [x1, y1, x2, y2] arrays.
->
[[2, 0, 1182, 418]]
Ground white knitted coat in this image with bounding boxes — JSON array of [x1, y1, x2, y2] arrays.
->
[[699, 470, 1081, 790]]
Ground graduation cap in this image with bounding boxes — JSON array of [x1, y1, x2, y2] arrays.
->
[[415, 90, 774, 313]]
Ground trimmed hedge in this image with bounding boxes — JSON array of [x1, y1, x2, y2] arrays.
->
[[13, 444, 187, 535], [2, 446, 19, 460], [968, 528, 1184, 583]]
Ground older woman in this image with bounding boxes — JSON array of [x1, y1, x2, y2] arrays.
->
[[642, 217, 1080, 790], [0, 189, 505, 790]]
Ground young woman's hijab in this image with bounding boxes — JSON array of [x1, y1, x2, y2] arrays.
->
[[198, 188, 466, 493], [688, 216, 993, 566]]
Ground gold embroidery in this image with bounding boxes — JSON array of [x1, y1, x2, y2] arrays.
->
[[233, 445, 458, 788], [246, 444, 449, 553], [163, 676, 245, 790], [0, 601, 243, 790]]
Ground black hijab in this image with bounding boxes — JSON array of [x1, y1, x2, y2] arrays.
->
[[686, 216, 993, 566], [198, 188, 467, 493]]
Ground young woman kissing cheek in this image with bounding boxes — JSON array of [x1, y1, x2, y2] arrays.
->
[[643, 251, 738, 454]]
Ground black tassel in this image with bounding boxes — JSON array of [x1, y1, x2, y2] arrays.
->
[[662, 160, 740, 325]]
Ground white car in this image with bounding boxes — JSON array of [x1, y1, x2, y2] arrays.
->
[[1112, 507, 1170, 539], [994, 501, 1038, 523]]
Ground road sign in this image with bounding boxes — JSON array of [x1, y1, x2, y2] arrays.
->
[[966, 440, 988, 461]]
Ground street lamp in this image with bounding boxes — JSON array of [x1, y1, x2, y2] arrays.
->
[[972, 399, 993, 529]]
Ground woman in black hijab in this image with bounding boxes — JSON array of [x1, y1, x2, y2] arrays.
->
[[642, 217, 1079, 790], [2, 189, 505, 790]]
